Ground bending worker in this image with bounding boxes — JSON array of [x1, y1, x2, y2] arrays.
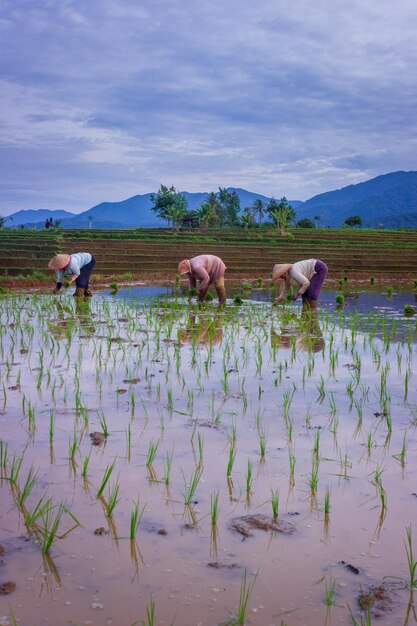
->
[[48, 252, 96, 298], [272, 258, 328, 312], [177, 254, 227, 304]]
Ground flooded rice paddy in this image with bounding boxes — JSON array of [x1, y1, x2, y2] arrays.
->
[[1, 287, 417, 626]]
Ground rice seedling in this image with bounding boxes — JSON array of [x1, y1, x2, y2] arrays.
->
[[41, 503, 65, 555], [227, 442, 236, 478], [0, 439, 8, 477], [163, 449, 174, 486], [81, 450, 91, 478], [9, 454, 23, 485], [183, 465, 203, 505], [16, 465, 39, 508], [97, 410, 109, 437], [271, 489, 279, 519], [309, 456, 319, 495], [97, 460, 116, 497], [106, 479, 120, 517], [245, 459, 253, 495], [393, 431, 408, 465], [324, 485, 331, 516], [130, 498, 146, 540], [210, 490, 220, 525], [404, 525, 417, 589], [146, 439, 159, 467], [325, 576, 337, 606], [139, 595, 155, 626], [228, 568, 258, 625]]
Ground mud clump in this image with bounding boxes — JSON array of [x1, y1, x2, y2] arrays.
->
[[357, 585, 393, 617], [339, 560, 360, 575], [90, 432, 107, 446], [208, 561, 241, 570], [0, 581, 16, 595], [231, 514, 296, 538], [0, 545, 5, 557], [94, 527, 109, 536]]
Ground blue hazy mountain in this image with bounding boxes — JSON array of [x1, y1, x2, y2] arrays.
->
[[296, 171, 417, 228], [6, 209, 75, 227], [51, 189, 303, 229], [6, 172, 417, 228]]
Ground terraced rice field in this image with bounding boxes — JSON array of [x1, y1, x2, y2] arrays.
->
[[1, 228, 417, 283], [0, 287, 417, 625]]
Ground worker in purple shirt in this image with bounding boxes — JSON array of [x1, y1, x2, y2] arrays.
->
[[272, 258, 328, 312], [177, 254, 227, 304]]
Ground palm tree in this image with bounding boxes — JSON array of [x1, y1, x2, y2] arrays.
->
[[252, 199, 265, 227]]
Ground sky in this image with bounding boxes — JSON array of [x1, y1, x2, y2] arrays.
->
[[1, 0, 417, 216]]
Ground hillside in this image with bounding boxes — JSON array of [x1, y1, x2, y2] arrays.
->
[[297, 171, 417, 227]]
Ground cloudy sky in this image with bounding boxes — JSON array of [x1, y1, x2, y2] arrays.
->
[[1, 0, 417, 215]]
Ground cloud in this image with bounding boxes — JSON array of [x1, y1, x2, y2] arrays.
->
[[0, 0, 417, 214]]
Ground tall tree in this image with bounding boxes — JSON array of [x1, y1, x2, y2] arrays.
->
[[267, 196, 296, 235], [217, 187, 240, 226], [150, 185, 188, 229], [252, 198, 265, 226], [240, 207, 255, 230]]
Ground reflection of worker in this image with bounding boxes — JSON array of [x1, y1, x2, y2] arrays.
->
[[49, 253, 96, 298], [271, 316, 325, 353], [177, 255, 226, 304], [272, 259, 328, 312], [179, 313, 223, 345]]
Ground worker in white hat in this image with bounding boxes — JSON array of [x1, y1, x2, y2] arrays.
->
[[48, 252, 96, 298]]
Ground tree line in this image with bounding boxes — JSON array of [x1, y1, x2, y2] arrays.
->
[[150, 185, 297, 234]]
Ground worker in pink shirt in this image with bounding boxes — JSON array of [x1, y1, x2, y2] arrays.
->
[[177, 254, 227, 304]]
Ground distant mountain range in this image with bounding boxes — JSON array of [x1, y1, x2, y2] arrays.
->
[[5, 171, 417, 229]]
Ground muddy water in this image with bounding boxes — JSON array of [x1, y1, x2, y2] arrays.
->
[[0, 291, 417, 626]]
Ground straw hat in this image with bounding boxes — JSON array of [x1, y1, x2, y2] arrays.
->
[[178, 259, 191, 274], [272, 263, 292, 282], [48, 254, 71, 270]]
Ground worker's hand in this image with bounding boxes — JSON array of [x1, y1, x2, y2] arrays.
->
[[293, 292, 300, 301]]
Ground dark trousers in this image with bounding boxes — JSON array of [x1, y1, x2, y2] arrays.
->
[[302, 260, 328, 302], [75, 256, 96, 289]]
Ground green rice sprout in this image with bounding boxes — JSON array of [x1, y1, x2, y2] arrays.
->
[[139, 596, 155, 626], [17, 465, 39, 508], [49, 411, 55, 444], [130, 498, 146, 540], [227, 443, 236, 478], [325, 576, 337, 606], [271, 489, 279, 519], [97, 460, 116, 497], [232, 568, 258, 625], [405, 525, 417, 589], [245, 459, 253, 494], [184, 465, 203, 505], [324, 485, 331, 516], [81, 450, 92, 478], [9, 454, 23, 485], [106, 480, 120, 517], [163, 449, 174, 486], [41, 503, 65, 554], [146, 439, 159, 467], [97, 410, 109, 437], [210, 490, 220, 526]]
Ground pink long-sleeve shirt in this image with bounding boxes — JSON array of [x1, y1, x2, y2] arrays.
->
[[188, 255, 226, 293]]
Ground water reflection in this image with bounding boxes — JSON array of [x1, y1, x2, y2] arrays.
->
[[105, 284, 417, 317]]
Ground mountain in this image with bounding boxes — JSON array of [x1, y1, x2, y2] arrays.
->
[[296, 171, 417, 228], [6, 209, 75, 227], [48, 189, 303, 229], [5, 173, 417, 229]]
